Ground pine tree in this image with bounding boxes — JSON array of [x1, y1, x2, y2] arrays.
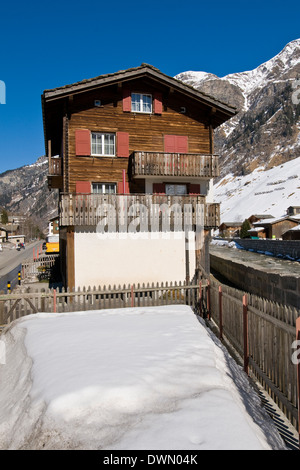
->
[[240, 219, 251, 238], [1, 209, 8, 225]]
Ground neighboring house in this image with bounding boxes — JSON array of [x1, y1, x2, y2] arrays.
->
[[286, 206, 300, 216], [282, 225, 300, 240], [0, 227, 8, 243], [218, 222, 242, 238], [8, 235, 25, 247], [1, 224, 19, 237], [42, 63, 237, 290], [252, 217, 299, 239], [248, 214, 274, 226], [8, 214, 26, 226], [247, 227, 266, 239]]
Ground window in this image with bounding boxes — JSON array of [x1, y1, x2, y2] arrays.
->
[[91, 133, 115, 156], [165, 184, 187, 195], [92, 183, 116, 194], [131, 93, 152, 113]]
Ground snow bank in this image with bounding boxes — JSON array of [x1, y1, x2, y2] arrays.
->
[[0, 306, 286, 450]]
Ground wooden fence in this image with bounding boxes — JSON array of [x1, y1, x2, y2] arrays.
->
[[1, 271, 300, 443], [21, 254, 59, 281], [206, 276, 300, 434], [0, 280, 202, 326]]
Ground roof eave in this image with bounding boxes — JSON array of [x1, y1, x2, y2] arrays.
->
[[43, 64, 237, 118]]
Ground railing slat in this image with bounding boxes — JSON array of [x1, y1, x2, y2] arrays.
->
[[59, 193, 219, 228], [132, 152, 219, 178]]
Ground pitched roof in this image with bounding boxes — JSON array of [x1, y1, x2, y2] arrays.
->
[[42, 63, 237, 116], [253, 216, 298, 226], [249, 214, 274, 219]]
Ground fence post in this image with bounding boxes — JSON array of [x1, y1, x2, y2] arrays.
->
[[243, 294, 249, 375], [53, 289, 57, 313], [296, 317, 300, 448], [219, 285, 223, 340], [207, 279, 211, 320], [199, 281, 202, 316], [0, 291, 4, 325], [131, 285, 134, 308]]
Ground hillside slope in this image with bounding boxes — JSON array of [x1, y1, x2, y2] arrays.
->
[[213, 156, 300, 222], [0, 156, 58, 230]]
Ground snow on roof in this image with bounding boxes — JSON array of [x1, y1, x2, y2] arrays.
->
[[253, 216, 295, 226], [248, 227, 265, 232], [287, 224, 300, 232]]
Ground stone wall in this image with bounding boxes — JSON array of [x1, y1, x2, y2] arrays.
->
[[235, 239, 300, 260], [210, 246, 300, 309]]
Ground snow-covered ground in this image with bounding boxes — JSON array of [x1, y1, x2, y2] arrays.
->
[[0, 305, 287, 450], [214, 156, 300, 223]]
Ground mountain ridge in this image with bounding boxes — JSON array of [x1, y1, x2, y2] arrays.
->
[[176, 38, 300, 177]]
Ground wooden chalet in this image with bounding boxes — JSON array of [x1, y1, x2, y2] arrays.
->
[[287, 206, 300, 216], [42, 64, 237, 289], [247, 214, 274, 225], [252, 216, 299, 239], [282, 225, 300, 240], [218, 222, 242, 238]]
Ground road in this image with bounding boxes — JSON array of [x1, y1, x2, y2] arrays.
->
[[0, 240, 42, 292]]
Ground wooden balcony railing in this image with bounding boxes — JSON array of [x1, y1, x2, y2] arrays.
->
[[49, 157, 62, 176], [59, 193, 220, 229], [131, 152, 219, 178]]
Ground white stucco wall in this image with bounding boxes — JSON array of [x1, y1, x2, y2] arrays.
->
[[74, 229, 196, 289]]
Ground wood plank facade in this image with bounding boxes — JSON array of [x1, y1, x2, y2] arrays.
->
[[42, 64, 237, 289]]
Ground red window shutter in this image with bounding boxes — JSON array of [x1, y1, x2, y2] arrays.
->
[[153, 183, 165, 194], [75, 181, 91, 194], [154, 92, 163, 114], [164, 135, 188, 153], [117, 181, 130, 194], [175, 136, 188, 153], [189, 184, 201, 195], [75, 129, 91, 156], [164, 135, 176, 153], [123, 89, 131, 112], [117, 132, 129, 158]]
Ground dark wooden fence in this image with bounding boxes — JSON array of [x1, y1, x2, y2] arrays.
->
[[206, 276, 300, 435], [1, 272, 300, 444], [0, 280, 202, 326], [21, 254, 59, 281]]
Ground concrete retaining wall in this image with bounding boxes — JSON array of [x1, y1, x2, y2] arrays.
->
[[210, 247, 300, 309]]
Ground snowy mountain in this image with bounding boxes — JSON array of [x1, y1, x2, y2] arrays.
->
[[213, 156, 300, 223], [0, 156, 58, 231], [176, 39, 300, 177]]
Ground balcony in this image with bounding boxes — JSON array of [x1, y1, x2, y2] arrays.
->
[[130, 152, 219, 179], [48, 157, 63, 189], [59, 193, 220, 229]]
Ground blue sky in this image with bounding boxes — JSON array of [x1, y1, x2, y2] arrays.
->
[[0, 0, 299, 174]]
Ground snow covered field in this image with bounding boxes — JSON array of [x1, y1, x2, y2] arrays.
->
[[0, 305, 287, 450]]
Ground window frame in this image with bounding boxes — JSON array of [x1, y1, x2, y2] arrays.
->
[[91, 132, 116, 157], [131, 93, 153, 114], [165, 183, 188, 196], [92, 182, 117, 195]]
